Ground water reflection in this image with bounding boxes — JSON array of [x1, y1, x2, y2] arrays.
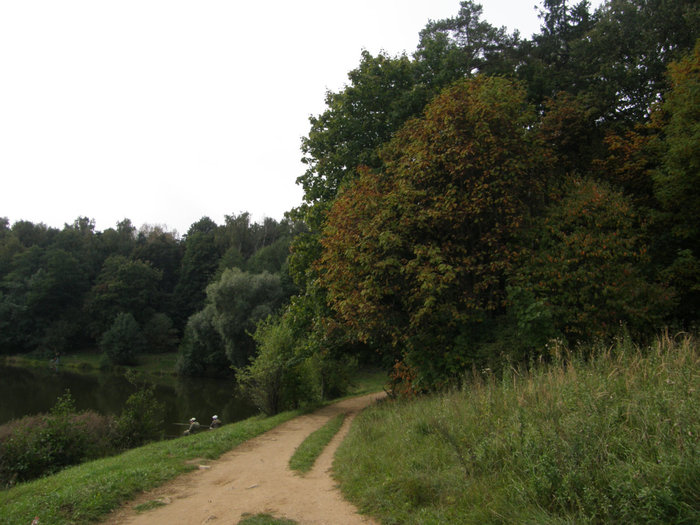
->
[[0, 364, 258, 438]]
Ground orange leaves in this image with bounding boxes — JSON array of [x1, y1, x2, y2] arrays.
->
[[316, 76, 549, 387]]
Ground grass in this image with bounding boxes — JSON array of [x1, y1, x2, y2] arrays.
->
[[0, 409, 302, 525], [134, 499, 167, 513], [334, 332, 700, 524], [238, 513, 298, 524], [3, 350, 179, 377], [349, 367, 388, 396], [289, 412, 347, 474]]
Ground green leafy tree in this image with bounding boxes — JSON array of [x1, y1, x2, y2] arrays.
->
[[517, 0, 597, 109], [652, 41, 700, 322], [236, 316, 312, 415], [85, 255, 163, 339], [415, 0, 519, 88], [173, 217, 221, 326], [578, 0, 699, 122], [100, 312, 145, 365], [113, 371, 164, 449], [132, 224, 183, 297], [141, 312, 178, 354], [208, 268, 284, 367], [177, 268, 285, 374], [176, 305, 227, 376]]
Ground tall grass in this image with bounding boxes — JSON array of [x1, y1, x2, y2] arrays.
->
[[334, 333, 699, 524]]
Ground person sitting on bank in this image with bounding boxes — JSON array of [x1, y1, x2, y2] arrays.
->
[[209, 415, 222, 429], [184, 417, 200, 436]]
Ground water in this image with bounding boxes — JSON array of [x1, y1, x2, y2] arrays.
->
[[0, 363, 258, 438]]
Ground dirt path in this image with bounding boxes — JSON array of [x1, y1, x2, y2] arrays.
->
[[101, 392, 384, 525]]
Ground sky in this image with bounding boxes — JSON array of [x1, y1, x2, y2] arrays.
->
[[0, 1, 605, 236]]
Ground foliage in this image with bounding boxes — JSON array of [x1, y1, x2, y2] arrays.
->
[[112, 371, 165, 449], [85, 254, 163, 338], [208, 268, 286, 368], [141, 312, 178, 354], [319, 76, 547, 387], [334, 333, 700, 524], [415, 0, 519, 87], [652, 41, 700, 323], [0, 391, 115, 487], [175, 306, 227, 376], [581, 0, 700, 122], [0, 212, 296, 359], [236, 316, 313, 415], [512, 178, 673, 342], [177, 268, 286, 375], [99, 312, 145, 365]]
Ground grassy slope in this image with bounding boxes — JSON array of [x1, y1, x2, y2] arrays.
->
[[0, 410, 300, 525], [334, 334, 700, 524]]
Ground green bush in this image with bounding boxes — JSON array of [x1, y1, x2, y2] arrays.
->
[[237, 316, 315, 415], [112, 371, 165, 449], [0, 391, 115, 487]]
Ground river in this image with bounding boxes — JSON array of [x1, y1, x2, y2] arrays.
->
[[0, 362, 258, 438]]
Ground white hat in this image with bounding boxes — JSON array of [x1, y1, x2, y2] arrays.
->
[[190, 417, 196, 422], [212, 415, 218, 419]]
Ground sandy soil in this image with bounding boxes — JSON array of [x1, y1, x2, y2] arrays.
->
[[101, 392, 384, 525]]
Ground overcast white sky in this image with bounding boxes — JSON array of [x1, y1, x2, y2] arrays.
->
[[0, 1, 605, 235]]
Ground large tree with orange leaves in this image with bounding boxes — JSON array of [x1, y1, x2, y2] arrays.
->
[[317, 76, 548, 387]]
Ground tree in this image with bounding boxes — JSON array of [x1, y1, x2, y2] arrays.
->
[[236, 316, 312, 415], [579, 0, 700, 122], [652, 41, 700, 322], [511, 178, 672, 341], [176, 305, 227, 376], [415, 0, 519, 88], [318, 76, 548, 388], [100, 312, 145, 365], [176, 268, 285, 374], [207, 268, 285, 367], [173, 217, 221, 325], [85, 255, 163, 339]]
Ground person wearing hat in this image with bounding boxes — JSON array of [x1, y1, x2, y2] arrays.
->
[[184, 417, 200, 436], [209, 415, 222, 429]]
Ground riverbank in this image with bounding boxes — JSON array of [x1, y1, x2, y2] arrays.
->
[[0, 409, 303, 524], [2, 350, 180, 378]]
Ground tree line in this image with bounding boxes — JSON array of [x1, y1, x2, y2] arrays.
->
[[0, 213, 302, 370]]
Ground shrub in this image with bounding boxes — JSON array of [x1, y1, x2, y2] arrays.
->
[[0, 391, 115, 487], [237, 316, 314, 415], [112, 371, 165, 449]]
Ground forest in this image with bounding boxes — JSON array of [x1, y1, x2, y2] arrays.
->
[[1, 0, 698, 409]]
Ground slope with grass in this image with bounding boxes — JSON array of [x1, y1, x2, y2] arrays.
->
[[0, 410, 301, 525], [334, 334, 700, 524]]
